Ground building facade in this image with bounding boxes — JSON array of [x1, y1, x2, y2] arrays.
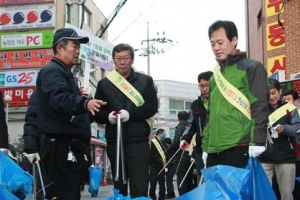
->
[[153, 80, 199, 139], [246, 0, 300, 83]]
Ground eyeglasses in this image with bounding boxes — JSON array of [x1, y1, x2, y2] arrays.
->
[[114, 57, 132, 62], [198, 85, 209, 89]]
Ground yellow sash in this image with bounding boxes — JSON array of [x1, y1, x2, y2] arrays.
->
[[107, 70, 151, 127], [213, 63, 251, 120], [151, 138, 166, 165], [268, 103, 297, 126]]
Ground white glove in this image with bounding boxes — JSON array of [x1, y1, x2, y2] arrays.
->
[[108, 111, 117, 124], [24, 153, 41, 163], [165, 168, 168, 173], [119, 109, 130, 122], [271, 124, 280, 138], [248, 146, 265, 157], [180, 140, 190, 151], [0, 148, 9, 154], [202, 152, 208, 167]]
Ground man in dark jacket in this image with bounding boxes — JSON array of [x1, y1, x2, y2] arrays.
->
[[93, 43, 158, 198], [149, 128, 167, 200], [0, 91, 9, 152], [36, 28, 106, 200], [259, 79, 300, 200], [180, 71, 213, 183], [165, 111, 194, 196]]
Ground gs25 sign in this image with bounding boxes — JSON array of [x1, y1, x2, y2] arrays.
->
[[0, 69, 39, 88]]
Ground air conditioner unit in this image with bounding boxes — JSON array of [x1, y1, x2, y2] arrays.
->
[[290, 72, 300, 80]]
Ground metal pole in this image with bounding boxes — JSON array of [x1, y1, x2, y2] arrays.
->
[[5, 103, 8, 124], [115, 114, 121, 181], [147, 22, 150, 76]]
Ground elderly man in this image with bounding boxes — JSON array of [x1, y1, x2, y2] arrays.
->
[[36, 28, 106, 200]]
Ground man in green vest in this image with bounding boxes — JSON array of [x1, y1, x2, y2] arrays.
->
[[201, 20, 270, 168]]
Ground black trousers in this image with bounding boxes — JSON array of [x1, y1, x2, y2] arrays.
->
[[40, 136, 85, 200], [149, 165, 166, 200], [166, 162, 176, 197], [175, 161, 194, 196], [107, 141, 149, 198], [207, 146, 249, 168]]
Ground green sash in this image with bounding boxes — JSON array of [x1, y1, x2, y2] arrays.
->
[[268, 103, 297, 126], [151, 138, 166, 165], [107, 70, 151, 127], [213, 63, 251, 120]]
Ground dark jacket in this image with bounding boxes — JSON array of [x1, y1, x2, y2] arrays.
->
[[259, 102, 300, 164], [150, 137, 167, 168], [182, 97, 207, 154], [36, 57, 92, 142], [93, 69, 158, 144], [165, 120, 190, 163], [23, 92, 44, 153], [0, 91, 8, 149]]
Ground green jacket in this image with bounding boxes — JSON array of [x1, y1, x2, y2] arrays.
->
[[202, 53, 269, 153]]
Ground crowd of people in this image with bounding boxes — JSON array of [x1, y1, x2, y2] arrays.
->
[[0, 19, 300, 200]]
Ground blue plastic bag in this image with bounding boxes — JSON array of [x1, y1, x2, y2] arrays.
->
[[241, 157, 277, 200], [0, 185, 19, 200], [88, 166, 102, 197], [105, 188, 151, 200], [177, 164, 249, 200], [176, 157, 276, 200], [0, 151, 33, 199]]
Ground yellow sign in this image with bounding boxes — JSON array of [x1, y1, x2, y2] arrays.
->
[[266, 0, 284, 17], [267, 54, 286, 77], [266, 21, 285, 51]]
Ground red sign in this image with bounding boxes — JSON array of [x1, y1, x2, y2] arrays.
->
[[0, 49, 52, 69], [0, 0, 54, 6], [0, 87, 35, 107]]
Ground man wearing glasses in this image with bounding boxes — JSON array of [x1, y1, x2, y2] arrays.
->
[[180, 71, 213, 185], [94, 43, 158, 198]]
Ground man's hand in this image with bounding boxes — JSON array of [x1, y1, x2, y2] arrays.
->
[[24, 153, 41, 164], [248, 146, 265, 157], [87, 99, 107, 116], [180, 140, 190, 151], [108, 111, 117, 124], [118, 109, 130, 122], [80, 87, 92, 98]]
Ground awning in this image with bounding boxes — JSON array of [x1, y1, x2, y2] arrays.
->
[[90, 137, 107, 147]]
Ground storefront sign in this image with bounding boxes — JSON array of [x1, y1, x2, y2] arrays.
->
[[0, 69, 39, 88], [0, 29, 53, 50], [0, 0, 54, 6], [0, 87, 35, 107], [0, 3, 55, 30], [0, 49, 52, 69]]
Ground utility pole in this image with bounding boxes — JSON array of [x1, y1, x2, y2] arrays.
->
[[135, 22, 175, 76]]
